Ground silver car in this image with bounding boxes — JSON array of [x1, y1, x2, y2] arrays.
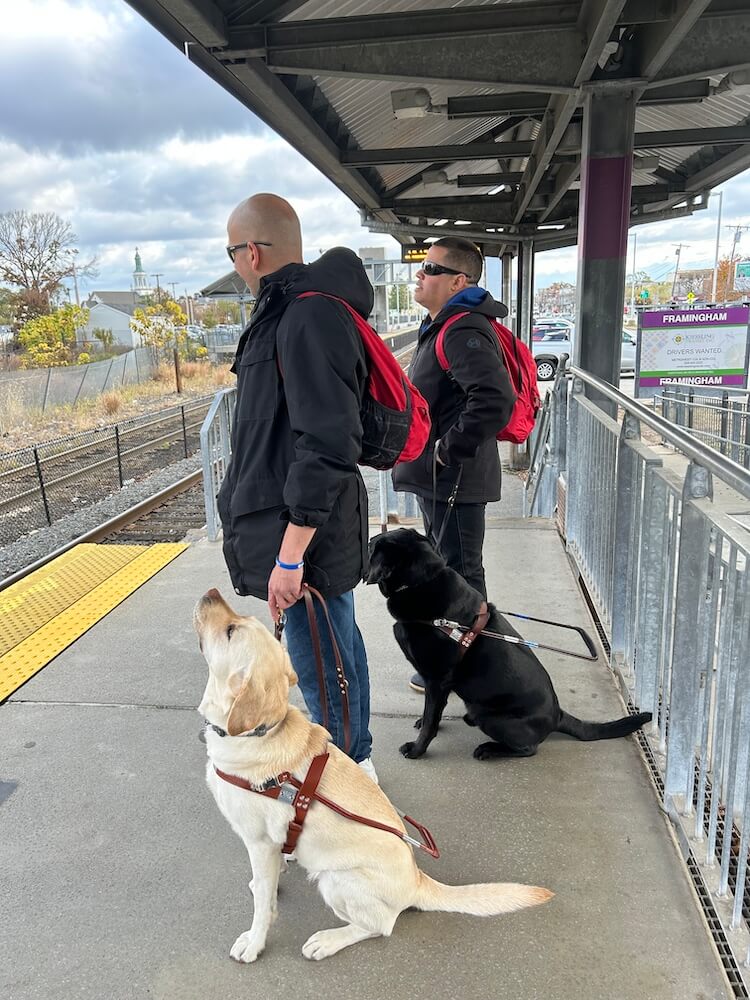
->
[[533, 329, 637, 380]]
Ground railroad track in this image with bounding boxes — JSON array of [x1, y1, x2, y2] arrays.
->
[[2, 336, 419, 589], [102, 480, 207, 544]]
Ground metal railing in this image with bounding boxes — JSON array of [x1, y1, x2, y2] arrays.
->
[[656, 386, 750, 469], [200, 388, 236, 541], [532, 367, 750, 982]]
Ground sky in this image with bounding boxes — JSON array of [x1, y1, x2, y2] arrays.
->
[[2, 0, 750, 300]]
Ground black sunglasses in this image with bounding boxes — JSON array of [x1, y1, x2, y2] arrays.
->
[[422, 260, 476, 281], [226, 240, 273, 263]]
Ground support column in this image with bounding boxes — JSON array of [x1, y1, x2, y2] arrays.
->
[[501, 251, 513, 314], [510, 240, 534, 469], [575, 85, 636, 391], [518, 240, 534, 348]]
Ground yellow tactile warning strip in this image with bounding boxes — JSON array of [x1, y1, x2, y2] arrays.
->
[[0, 543, 188, 701]]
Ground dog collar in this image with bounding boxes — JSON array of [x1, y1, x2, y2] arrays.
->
[[204, 719, 282, 739]]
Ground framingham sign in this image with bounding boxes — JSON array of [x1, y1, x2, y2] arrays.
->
[[635, 306, 750, 397]]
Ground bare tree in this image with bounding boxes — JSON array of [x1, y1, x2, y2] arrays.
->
[[0, 211, 97, 312]]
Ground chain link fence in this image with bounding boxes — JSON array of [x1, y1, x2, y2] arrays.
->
[[0, 348, 157, 419], [0, 394, 213, 545]]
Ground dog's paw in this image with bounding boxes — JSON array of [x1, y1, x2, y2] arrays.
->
[[230, 930, 265, 963], [473, 742, 501, 761], [399, 741, 425, 759], [463, 713, 478, 727], [302, 929, 347, 961]]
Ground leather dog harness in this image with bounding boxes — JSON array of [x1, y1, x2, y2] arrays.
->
[[432, 601, 491, 658], [214, 753, 439, 858]]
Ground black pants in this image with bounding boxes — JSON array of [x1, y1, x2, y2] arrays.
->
[[417, 496, 487, 600]]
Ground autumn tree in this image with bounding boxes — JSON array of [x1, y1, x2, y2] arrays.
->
[[714, 257, 747, 304], [0, 211, 97, 316], [17, 304, 90, 368], [131, 298, 188, 360]]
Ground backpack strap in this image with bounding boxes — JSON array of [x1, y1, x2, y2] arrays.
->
[[435, 312, 470, 373]]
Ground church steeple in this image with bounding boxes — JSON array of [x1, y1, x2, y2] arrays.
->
[[132, 246, 150, 294]]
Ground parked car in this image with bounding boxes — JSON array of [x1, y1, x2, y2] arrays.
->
[[533, 330, 636, 380], [532, 317, 575, 341]]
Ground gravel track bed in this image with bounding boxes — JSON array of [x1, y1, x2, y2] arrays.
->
[[0, 456, 201, 582]]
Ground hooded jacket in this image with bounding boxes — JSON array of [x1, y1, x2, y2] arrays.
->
[[391, 289, 515, 503], [218, 248, 371, 600]]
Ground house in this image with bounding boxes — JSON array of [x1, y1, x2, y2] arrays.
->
[[81, 295, 141, 349]]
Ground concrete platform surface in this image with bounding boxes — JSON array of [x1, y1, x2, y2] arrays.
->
[[1, 522, 731, 1000]]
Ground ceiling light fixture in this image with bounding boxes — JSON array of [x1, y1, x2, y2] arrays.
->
[[391, 88, 447, 119]]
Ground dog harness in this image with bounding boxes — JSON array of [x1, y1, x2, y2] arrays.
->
[[428, 601, 599, 662], [432, 601, 491, 658], [214, 753, 439, 859]]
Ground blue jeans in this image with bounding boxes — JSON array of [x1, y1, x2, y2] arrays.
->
[[283, 591, 373, 763]]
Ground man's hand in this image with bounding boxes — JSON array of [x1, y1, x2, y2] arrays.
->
[[268, 564, 304, 621]]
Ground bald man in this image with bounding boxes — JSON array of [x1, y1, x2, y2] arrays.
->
[[218, 194, 377, 781]]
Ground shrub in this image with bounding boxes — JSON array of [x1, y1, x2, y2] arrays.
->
[[100, 391, 121, 416]]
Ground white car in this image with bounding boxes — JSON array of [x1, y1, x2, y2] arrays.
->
[[533, 330, 637, 381]]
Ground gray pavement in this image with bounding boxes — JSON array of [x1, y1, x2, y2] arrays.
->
[[1, 495, 732, 1000]]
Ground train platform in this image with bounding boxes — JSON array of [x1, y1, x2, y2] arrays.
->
[[1, 505, 733, 999]]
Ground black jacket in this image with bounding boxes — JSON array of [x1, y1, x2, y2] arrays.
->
[[392, 292, 515, 503], [218, 248, 371, 599]]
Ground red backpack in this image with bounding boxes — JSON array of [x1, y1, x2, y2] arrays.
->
[[296, 292, 431, 470], [436, 313, 540, 445]]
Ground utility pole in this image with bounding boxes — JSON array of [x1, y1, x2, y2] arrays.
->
[[711, 191, 723, 303], [151, 273, 164, 303], [168, 282, 178, 301], [629, 231, 637, 319], [671, 244, 689, 299]]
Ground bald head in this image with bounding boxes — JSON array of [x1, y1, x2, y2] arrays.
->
[[228, 193, 302, 266]]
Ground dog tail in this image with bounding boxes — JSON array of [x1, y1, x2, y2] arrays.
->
[[413, 870, 553, 916], [556, 710, 652, 741]]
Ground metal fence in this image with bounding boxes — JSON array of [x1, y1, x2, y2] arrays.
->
[[0, 348, 157, 421], [200, 388, 236, 541], [199, 387, 419, 542], [656, 387, 750, 469], [0, 394, 214, 545], [529, 367, 750, 984]]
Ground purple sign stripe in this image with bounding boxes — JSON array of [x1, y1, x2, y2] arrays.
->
[[579, 156, 632, 261], [641, 307, 750, 327], [639, 375, 747, 387]]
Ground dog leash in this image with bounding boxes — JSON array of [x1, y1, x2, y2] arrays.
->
[[427, 603, 598, 662], [214, 754, 440, 859], [274, 584, 351, 754], [430, 443, 463, 550]]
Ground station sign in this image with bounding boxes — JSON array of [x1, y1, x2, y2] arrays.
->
[[401, 244, 430, 263], [735, 260, 750, 292], [635, 307, 750, 398]]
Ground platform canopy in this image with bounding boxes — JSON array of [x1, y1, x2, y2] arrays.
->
[[126, 0, 750, 256]]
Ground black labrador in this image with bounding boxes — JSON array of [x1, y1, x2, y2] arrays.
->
[[366, 528, 651, 761]]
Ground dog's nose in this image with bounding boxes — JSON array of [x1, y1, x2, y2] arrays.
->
[[203, 588, 222, 603]]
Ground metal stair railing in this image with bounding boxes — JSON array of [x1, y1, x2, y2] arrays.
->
[[199, 387, 236, 541]]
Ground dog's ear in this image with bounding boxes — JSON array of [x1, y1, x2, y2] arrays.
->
[[226, 634, 293, 736]]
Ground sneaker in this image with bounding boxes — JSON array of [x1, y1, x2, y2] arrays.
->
[[357, 757, 379, 785], [409, 673, 426, 695]]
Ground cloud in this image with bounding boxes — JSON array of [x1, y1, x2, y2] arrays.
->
[[2, 0, 749, 298]]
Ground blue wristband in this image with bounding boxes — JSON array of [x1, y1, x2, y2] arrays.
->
[[275, 556, 304, 571]]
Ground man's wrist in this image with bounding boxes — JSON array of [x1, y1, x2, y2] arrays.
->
[[275, 556, 305, 571]]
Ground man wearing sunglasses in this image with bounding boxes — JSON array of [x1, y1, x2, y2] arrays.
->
[[217, 193, 378, 783], [392, 237, 515, 694]]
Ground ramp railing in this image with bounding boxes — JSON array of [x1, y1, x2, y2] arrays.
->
[[199, 387, 236, 541], [656, 386, 750, 469], [540, 367, 750, 982]]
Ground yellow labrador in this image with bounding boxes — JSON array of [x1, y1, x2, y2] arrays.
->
[[194, 588, 552, 962]]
